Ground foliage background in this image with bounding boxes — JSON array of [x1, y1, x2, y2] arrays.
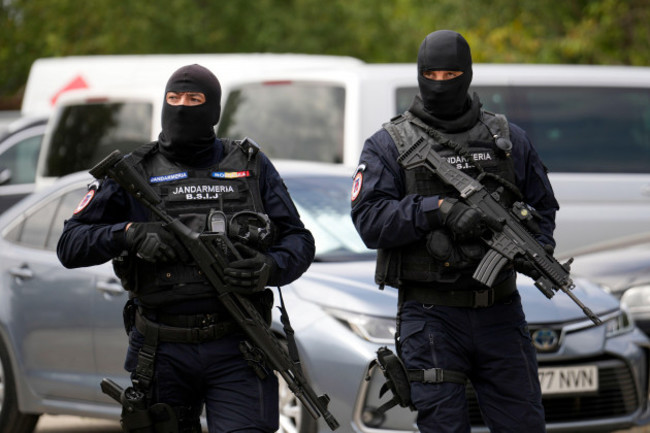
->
[[1, 0, 649, 109]]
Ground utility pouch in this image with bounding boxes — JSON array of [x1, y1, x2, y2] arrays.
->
[[375, 248, 401, 289], [123, 299, 137, 335], [113, 255, 135, 292]]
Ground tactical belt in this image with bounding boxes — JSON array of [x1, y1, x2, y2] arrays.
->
[[135, 309, 237, 344], [145, 310, 225, 328], [401, 276, 516, 308]]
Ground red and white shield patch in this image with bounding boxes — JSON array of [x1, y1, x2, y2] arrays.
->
[[73, 189, 95, 214], [351, 171, 363, 201]]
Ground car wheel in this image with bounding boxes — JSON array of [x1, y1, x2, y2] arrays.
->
[[276, 371, 318, 433], [0, 339, 40, 433]]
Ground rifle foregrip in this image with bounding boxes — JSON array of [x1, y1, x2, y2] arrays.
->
[[90, 150, 124, 179], [323, 412, 340, 430], [316, 393, 340, 430], [308, 393, 339, 430]]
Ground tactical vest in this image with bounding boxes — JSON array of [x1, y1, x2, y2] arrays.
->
[[124, 139, 266, 307], [376, 110, 519, 288]]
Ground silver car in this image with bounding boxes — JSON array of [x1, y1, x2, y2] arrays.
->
[[0, 161, 648, 433], [570, 232, 650, 337]]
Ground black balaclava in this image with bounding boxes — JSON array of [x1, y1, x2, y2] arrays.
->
[[158, 64, 222, 166], [417, 30, 473, 119]]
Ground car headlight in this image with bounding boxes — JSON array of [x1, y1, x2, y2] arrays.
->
[[604, 308, 634, 338], [324, 307, 396, 344]]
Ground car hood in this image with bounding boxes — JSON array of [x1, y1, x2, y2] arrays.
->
[[290, 261, 619, 324], [290, 260, 398, 316], [570, 242, 650, 294], [517, 276, 619, 324]]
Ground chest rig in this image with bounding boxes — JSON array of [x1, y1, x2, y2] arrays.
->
[[126, 139, 265, 307], [377, 110, 519, 288]]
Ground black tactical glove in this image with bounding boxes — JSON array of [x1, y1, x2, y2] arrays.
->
[[224, 243, 277, 294], [513, 244, 555, 280], [439, 198, 486, 240], [124, 222, 190, 263]]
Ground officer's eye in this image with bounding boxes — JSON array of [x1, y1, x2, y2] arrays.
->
[[188, 94, 206, 104]]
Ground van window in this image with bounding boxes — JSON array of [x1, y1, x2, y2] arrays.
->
[[395, 86, 650, 174], [218, 81, 345, 163], [43, 102, 153, 177]]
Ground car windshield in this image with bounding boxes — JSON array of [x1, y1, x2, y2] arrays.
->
[[217, 81, 346, 164], [395, 85, 650, 174], [283, 174, 374, 262]]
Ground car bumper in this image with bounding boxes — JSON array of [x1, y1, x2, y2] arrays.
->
[[297, 317, 650, 433]]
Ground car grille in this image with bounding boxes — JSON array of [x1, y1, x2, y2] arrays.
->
[[467, 358, 639, 425]]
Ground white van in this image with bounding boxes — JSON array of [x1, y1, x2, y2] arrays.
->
[[30, 56, 650, 256], [20, 53, 365, 117]]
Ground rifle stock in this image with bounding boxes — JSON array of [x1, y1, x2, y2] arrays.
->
[[91, 151, 340, 430], [397, 137, 602, 326]]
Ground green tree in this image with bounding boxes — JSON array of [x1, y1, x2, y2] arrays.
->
[[1, 0, 649, 108]]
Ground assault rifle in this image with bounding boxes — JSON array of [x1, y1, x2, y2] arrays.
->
[[90, 150, 340, 430], [397, 136, 602, 326]]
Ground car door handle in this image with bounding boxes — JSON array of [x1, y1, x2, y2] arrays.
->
[[642, 184, 650, 197], [9, 264, 34, 280], [96, 279, 125, 296]]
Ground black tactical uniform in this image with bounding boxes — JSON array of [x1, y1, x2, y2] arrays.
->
[[351, 31, 558, 433], [58, 64, 315, 433]]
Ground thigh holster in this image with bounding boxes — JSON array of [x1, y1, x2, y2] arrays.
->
[[368, 346, 468, 415]]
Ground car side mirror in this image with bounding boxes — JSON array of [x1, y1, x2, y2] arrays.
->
[[620, 286, 650, 315], [0, 167, 11, 186]]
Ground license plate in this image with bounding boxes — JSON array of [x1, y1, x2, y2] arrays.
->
[[538, 365, 598, 395]]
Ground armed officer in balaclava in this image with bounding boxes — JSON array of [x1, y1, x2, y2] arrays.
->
[[351, 30, 558, 432], [58, 64, 315, 433]]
